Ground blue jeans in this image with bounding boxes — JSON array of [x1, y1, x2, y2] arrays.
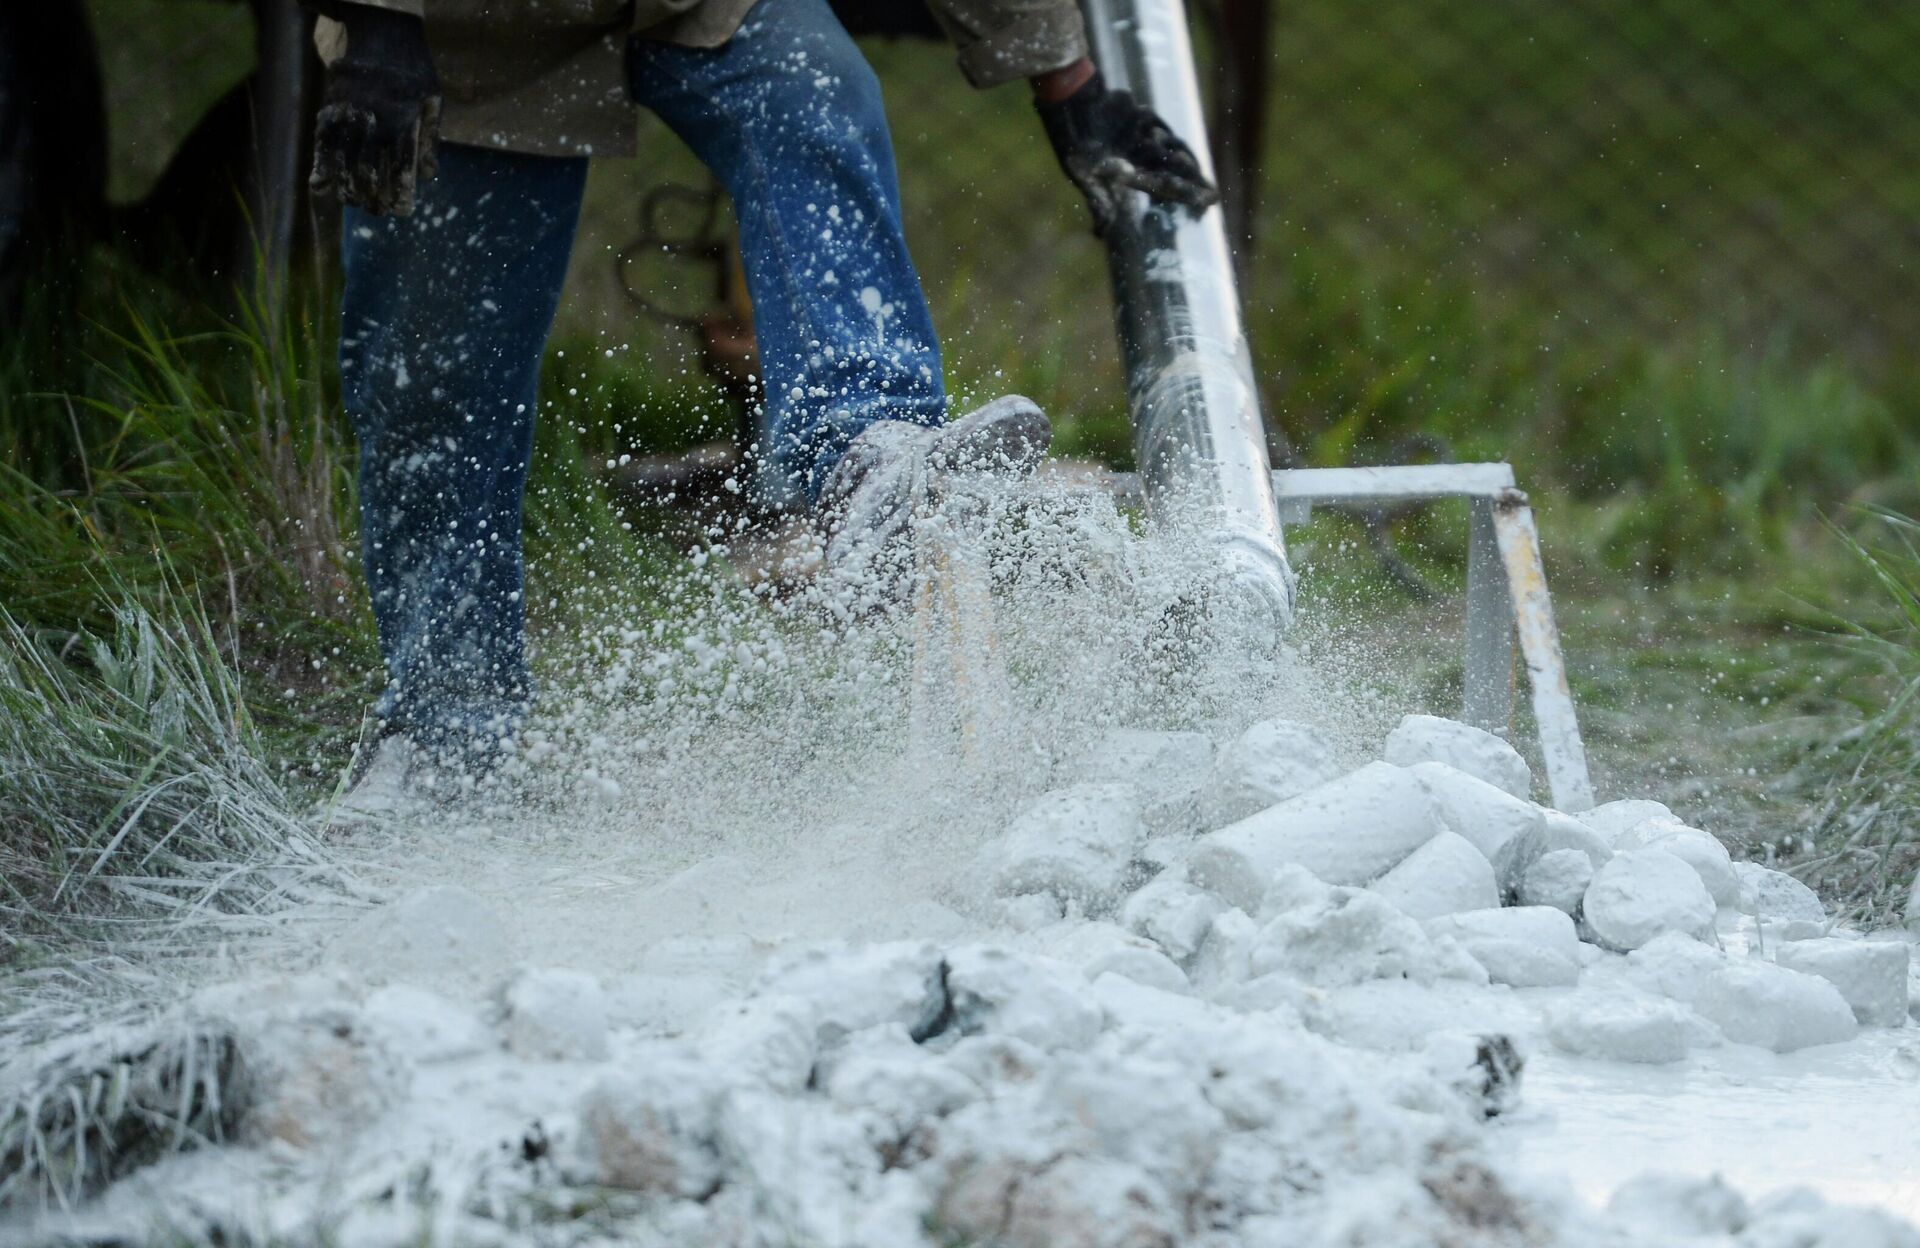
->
[[339, 0, 945, 752]]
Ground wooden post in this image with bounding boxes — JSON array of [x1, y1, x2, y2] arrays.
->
[[243, 0, 311, 320]]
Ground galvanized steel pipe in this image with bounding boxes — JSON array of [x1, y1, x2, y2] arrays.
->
[[1080, 0, 1295, 632]]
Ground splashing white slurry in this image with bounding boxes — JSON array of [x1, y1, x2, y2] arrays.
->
[[5, 484, 1915, 1246]]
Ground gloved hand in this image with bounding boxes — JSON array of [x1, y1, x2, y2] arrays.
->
[[308, 5, 441, 217], [1035, 69, 1219, 236]]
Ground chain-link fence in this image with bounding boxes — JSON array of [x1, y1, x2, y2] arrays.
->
[[81, 0, 1920, 397], [860, 1, 1920, 368], [578, 0, 1920, 467], [1254, 0, 1920, 365]]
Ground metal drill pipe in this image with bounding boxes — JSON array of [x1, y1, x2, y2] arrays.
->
[[1080, 0, 1295, 631]]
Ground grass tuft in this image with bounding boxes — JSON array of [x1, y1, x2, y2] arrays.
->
[[1799, 511, 1920, 921], [0, 1010, 246, 1212], [0, 594, 324, 965]]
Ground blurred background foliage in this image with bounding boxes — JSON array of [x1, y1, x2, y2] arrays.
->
[[68, 0, 1920, 533], [576, 0, 1920, 579]]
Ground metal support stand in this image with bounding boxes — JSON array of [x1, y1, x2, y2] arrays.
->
[[1464, 498, 1512, 730], [1059, 460, 1594, 807], [1269, 463, 1596, 811], [1488, 493, 1594, 813]]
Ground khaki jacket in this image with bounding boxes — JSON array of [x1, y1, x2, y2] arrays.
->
[[325, 0, 1088, 157]]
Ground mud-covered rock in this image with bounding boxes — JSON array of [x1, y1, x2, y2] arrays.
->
[[1190, 762, 1439, 906], [1695, 961, 1858, 1053], [1121, 875, 1226, 963], [1742, 1186, 1920, 1248], [1491, 812, 1611, 904], [361, 984, 495, 1064], [1620, 930, 1727, 1006], [944, 945, 1104, 1052], [578, 1053, 726, 1198], [1583, 849, 1716, 951], [1384, 714, 1532, 800], [1367, 830, 1499, 921], [1619, 821, 1740, 908], [501, 968, 609, 1062], [1251, 871, 1465, 988], [1426, 906, 1582, 988], [1197, 717, 1345, 830], [1733, 862, 1827, 924], [690, 994, 819, 1092], [753, 941, 947, 1043], [241, 1003, 406, 1150], [993, 784, 1148, 913], [1085, 945, 1192, 994], [1188, 907, 1260, 988], [1518, 847, 1595, 916], [1608, 1173, 1749, 1236], [1773, 938, 1910, 1027], [1576, 799, 1677, 848], [1409, 762, 1545, 863], [1547, 990, 1693, 1063]]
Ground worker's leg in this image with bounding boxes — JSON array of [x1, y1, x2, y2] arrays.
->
[[629, 0, 946, 505], [339, 141, 588, 761]]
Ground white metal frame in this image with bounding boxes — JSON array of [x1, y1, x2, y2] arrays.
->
[[1270, 463, 1595, 812]]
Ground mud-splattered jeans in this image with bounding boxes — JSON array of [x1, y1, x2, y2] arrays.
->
[[338, 0, 944, 754]]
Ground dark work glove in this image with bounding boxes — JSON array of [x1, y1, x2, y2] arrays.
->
[[309, 6, 441, 217], [1036, 70, 1219, 237]]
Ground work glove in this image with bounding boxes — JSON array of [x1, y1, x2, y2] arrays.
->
[[308, 5, 441, 217], [1035, 70, 1219, 237]]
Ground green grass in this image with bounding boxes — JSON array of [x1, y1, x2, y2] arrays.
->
[[0, 262, 381, 775], [0, 246, 684, 766], [0, 593, 312, 965], [1799, 511, 1920, 920]]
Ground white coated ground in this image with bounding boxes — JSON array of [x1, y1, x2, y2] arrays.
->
[[5, 494, 1918, 1247], [1506, 1029, 1920, 1220]]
